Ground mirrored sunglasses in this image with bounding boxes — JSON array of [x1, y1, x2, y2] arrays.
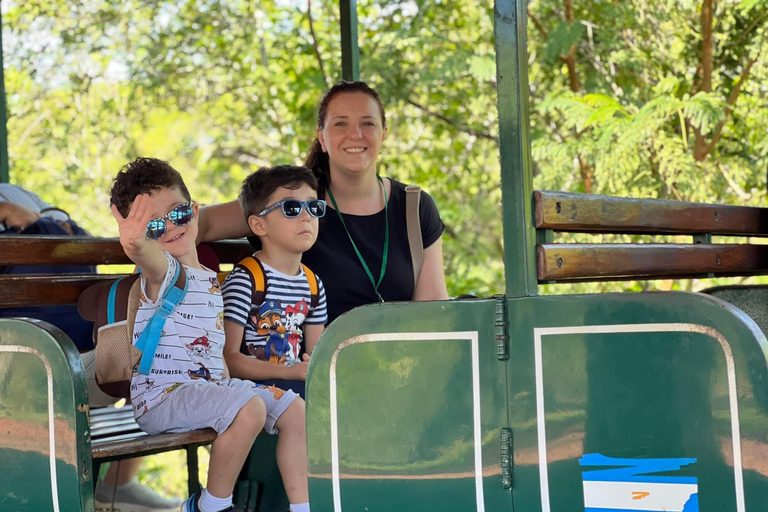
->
[[145, 202, 195, 240], [257, 199, 327, 219]]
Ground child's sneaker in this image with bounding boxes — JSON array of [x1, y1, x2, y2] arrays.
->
[[180, 492, 235, 512]]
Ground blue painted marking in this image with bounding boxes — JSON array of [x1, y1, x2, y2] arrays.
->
[[580, 453, 697, 483]]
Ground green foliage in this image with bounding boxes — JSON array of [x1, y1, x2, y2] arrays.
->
[[3, 0, 768, 300]]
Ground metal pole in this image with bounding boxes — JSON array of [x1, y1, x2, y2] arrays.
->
[[494, 0, 537, 297], [0, 7, 9, 184], [340, 0, 359, 81]]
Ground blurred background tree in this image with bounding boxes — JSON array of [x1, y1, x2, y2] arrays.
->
[[4, 0, 767, 297]]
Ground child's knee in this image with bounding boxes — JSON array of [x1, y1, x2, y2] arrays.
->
[[234, 396, 267, 433], [276, 397, 305, 430]]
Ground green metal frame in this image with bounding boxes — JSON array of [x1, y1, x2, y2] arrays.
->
[[340, 0, 360, 81], [495, 0, 538, 298], [0, 9, 9, 184]]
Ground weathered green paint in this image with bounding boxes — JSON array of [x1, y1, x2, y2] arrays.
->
[[494, 0, 538, 298], [306, 290, 768, 511], [0, 10, 9, 184], [0, 318, 95, 512], [339, 0, 360, 82], [306, 299, 512, 512]]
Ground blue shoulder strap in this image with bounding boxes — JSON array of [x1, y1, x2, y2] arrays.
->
[[134, 260, 188, 375]]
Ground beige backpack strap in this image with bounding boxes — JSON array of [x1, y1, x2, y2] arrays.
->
[[405, 185, 423, 292]]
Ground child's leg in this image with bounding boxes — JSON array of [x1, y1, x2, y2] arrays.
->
[[274, 398, 308, 504], [207, 395, 267, 498]]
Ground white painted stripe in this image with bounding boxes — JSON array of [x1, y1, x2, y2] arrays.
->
[[583, 480, 697, 511], [0, 346, 60, 512], [329, 331, 483, 512], [534, 323, 745, 512]]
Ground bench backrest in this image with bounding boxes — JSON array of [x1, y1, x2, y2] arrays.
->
[[0, 237, 253, 307], [534, 191, 768, 282]]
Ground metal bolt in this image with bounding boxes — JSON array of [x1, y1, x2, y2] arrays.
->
[[557, 257, 564, 268]]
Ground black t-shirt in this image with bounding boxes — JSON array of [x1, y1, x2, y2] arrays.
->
[[302, 179, 444, 324]]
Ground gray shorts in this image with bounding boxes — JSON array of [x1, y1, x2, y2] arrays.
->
[[135, 378, 298, 436]]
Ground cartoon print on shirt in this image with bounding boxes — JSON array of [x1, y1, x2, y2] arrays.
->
[[185, 335, 213, 359], [142, 377, 156, 390], [251, 299, 289, 364], [208, 277, 221, 294], [188, 362, 212, 381], [216, 311, 224, 330], [161, 382, 183, 399], [284, 299, 308, 362]]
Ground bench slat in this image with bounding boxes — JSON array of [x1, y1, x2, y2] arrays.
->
[[535, 191, 768, 236], [0, 237, 253, 266], [91, 429, 217, 461], [0, 274, 124, 307], [537, 243, 768, 281]]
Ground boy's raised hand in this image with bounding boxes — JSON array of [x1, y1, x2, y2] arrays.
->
[[111, 194, 168, 299], [111, 194, 154, 254]]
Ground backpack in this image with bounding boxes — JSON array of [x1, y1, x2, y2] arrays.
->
[[218, 254, 320, 329], [0, 217, 96, 352], [77, 260, 188, 398]]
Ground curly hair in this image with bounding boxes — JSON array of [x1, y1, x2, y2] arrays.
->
[[239, 165, 318, 220], [110, 157, 191, 217]]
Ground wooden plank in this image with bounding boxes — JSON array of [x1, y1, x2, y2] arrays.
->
[[0, 274, 125, 307], [537, 244, 768, 281], [534, 191, 768, 236], [0, 237, 253, 266], [91, 428, 217, 461]]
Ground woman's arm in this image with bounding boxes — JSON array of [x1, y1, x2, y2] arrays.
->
[[196, 200, 251, 243], [413, 236, 449, 301]]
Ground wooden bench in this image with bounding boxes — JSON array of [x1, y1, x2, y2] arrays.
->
[[0, 236, 253, 495], [534, 190, 768, 282]]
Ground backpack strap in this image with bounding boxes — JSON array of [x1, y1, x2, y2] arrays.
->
[[302, 264, 320, 310], [405, 185, 424, 292], [237, 255, 268, 307], [134, 259, 188, 375]]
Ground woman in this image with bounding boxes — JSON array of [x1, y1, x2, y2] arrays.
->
[[198, 81, 448, 324]]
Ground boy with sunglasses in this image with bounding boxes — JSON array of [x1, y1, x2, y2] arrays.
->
[[110, 158, 311, 512], [221, 165, 328, 399]]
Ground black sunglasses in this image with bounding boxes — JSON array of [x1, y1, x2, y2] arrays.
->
[[257, 199, 327, 219], [145, 202, 195, 240]]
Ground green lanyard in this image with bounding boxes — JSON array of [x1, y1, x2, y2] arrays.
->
[[327, 175, 389, 302]]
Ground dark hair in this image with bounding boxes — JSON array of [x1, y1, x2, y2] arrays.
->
[[110, 157, 191, 217], [304, 81, 386, 197], [239, 165, 318, 220]]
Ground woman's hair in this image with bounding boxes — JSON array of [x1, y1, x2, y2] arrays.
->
[[305, 81, 386, 197]]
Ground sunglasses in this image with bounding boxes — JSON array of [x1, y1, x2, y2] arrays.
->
[[145, 202, 195, 240], [257, 199, 327, 219]]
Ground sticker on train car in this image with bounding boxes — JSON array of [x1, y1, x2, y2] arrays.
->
[[579, 453, 699, 512]]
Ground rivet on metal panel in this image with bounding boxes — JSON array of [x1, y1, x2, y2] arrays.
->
[[495, 297, 509, 360]]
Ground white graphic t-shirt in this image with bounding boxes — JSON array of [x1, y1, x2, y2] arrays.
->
[[221, 258, 327, 366], [130, 252, 225, 419]]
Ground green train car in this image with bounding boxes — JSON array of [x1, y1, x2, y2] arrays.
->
[[2, 0, 768, 511]]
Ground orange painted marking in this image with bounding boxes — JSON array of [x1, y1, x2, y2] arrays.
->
[[632, 491, 650, 500]]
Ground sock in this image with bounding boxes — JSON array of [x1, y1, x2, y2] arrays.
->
[[290, 503, 310, 512], [198, 488, 232, 512]]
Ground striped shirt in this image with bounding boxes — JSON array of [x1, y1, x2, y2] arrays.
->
[[221, 257, 327, 366], [130, 252, 226, 419]]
